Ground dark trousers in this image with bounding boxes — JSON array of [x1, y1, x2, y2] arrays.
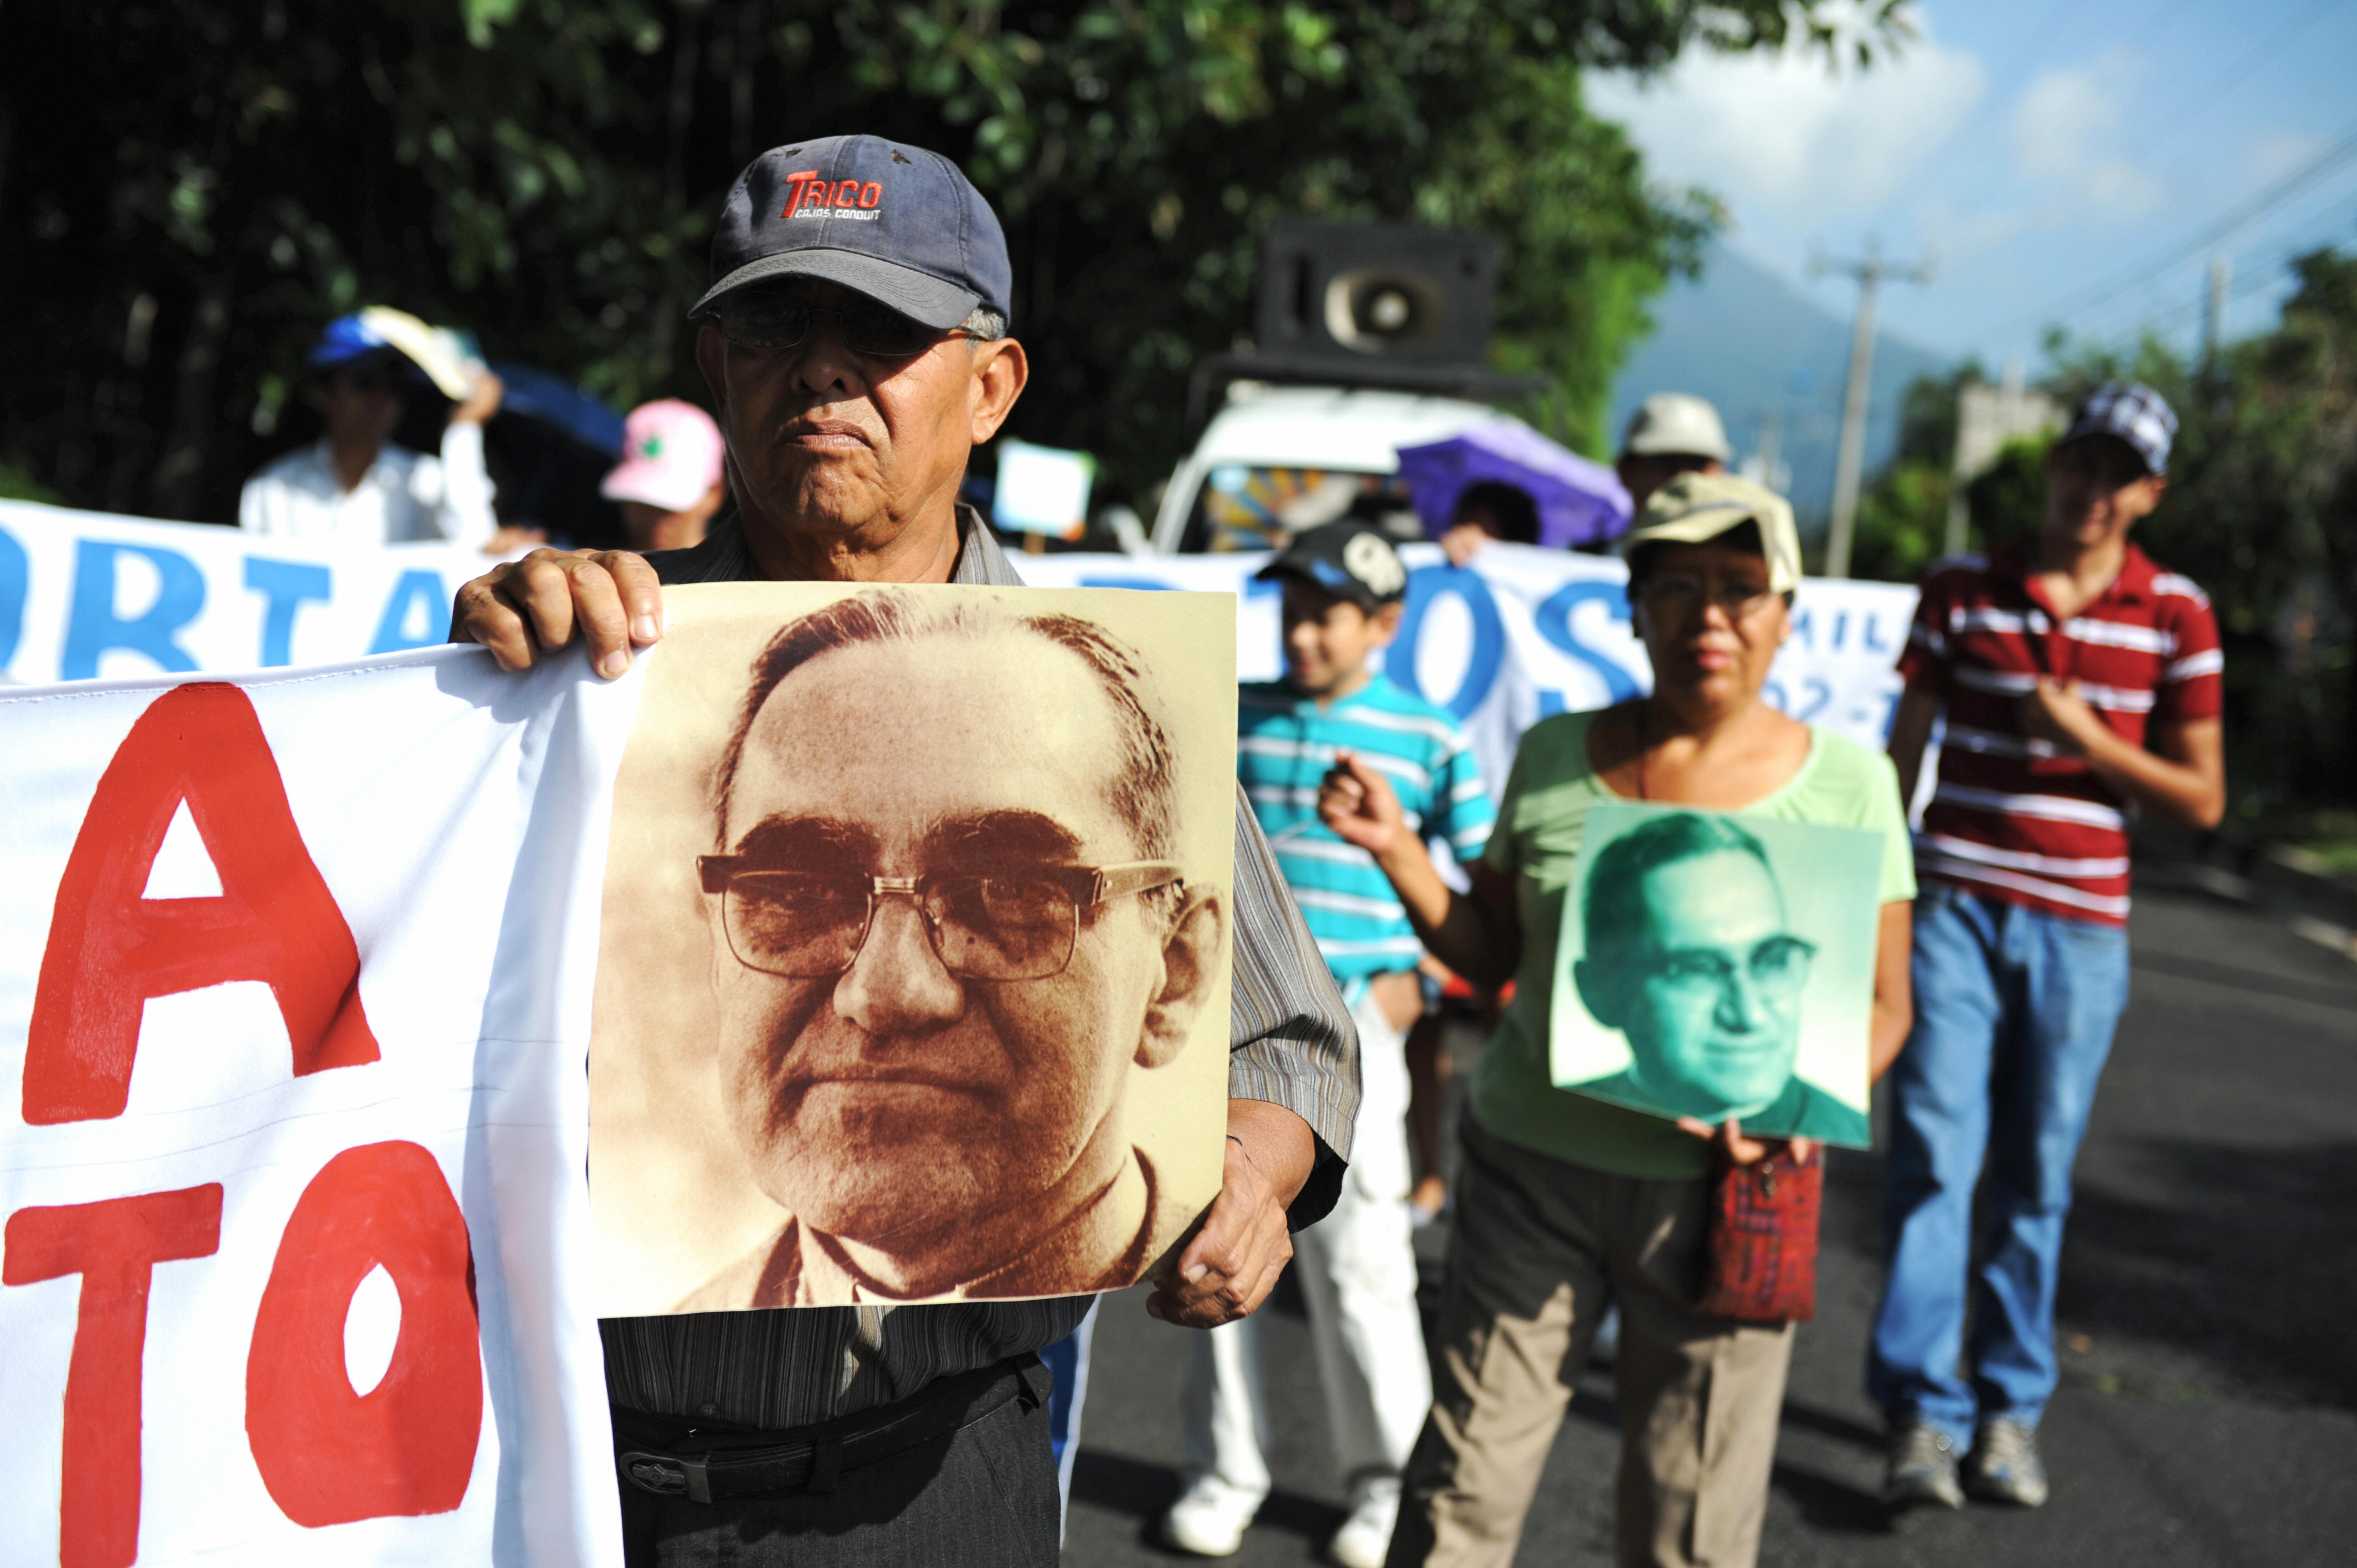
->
[[616, 1361, 1061, 1566]]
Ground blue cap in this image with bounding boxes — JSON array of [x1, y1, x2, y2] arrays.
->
[[2060, 382, 2176, 476], [691, 136, 1012, 331], [306, 313, 396, 372]]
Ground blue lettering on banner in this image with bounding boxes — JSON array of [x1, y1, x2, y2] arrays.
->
[[1389, 564, 1505, 719], [63, 540, 206, 680], [1532, 580, 1640, 705], [1864, 613, 1893, 655], [369, 569, 450, 654], [1077, 577, 1175, 591], [0, 525, 27, 673], [244, 558, 334, 668], [1762, 676, 1834, 721]]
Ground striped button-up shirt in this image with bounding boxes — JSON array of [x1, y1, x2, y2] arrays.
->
[[1899, 541, 2224, 923], [599, 507, 1360, 1428]]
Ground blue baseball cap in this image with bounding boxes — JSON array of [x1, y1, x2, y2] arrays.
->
[[306, 313, 398, 372], [2060, 382, 2176, 476], [690, 135, 1012, 331]]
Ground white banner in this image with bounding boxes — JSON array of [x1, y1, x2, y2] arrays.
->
[[0, 501, 491, 684], [0, 648, 633, 1566], [0, 502, 1918, 800], [1020, 541, 1919, 801]]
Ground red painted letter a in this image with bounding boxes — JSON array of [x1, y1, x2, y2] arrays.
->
[[23, 682, 380, 1123]]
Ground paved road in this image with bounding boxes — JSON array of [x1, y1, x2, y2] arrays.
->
[[1061, 870, 2357, 1566]]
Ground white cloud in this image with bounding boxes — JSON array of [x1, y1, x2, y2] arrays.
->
[[1586, 6, 1986, 222], [2008, 50, 2167, 221]]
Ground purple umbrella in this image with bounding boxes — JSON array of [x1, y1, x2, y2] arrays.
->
[[1395, 421, 1632, 549]]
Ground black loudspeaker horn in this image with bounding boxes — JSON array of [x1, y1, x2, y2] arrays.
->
[[1190, 218, 1550, 417], [1255, 217, 1499, 365]]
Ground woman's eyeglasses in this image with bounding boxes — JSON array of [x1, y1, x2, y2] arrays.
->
[[1634, 573, 1780, 621], [695, 857, 1183, 982], [702, 290, 966, 359]]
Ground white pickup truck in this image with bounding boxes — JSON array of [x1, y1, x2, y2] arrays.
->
[[1148, 383, 1515, 554]]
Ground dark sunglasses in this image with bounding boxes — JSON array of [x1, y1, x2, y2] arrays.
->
[[701, 289, 967, 359]]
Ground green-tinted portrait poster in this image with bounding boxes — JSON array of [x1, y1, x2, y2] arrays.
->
[[1546, 802, 1882, 1147]]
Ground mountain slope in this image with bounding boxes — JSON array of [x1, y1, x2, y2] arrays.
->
[[1608, 243, 1954, 529]]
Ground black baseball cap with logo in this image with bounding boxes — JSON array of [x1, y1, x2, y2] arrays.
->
[[691, 135, 1013, 331], [1254, 522, 1411, 609]]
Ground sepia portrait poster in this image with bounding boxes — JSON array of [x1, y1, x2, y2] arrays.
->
[[590, 582, 1237, 1313], [1547, 802, 1880, 1147]]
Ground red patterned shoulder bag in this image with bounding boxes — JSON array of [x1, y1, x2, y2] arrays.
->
[[1693, 1141, 1822, 1324]]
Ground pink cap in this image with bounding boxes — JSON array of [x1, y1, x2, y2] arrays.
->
[[602, 399, 725, 512]]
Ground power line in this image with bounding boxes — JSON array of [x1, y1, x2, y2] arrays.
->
[[1991, 117, 2357, 335], [2064, 191, 2357, 357], [2133, 0, 2338, 159]]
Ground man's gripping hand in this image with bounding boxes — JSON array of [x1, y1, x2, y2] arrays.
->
[[1147, 1098, 1315, 1328], [450, 548, 666, 677]]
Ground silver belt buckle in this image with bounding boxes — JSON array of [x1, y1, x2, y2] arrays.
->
[[620, 1450, 714, 1503]]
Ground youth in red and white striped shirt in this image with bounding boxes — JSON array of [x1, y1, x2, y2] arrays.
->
[[1888, 433, 2226, 924]]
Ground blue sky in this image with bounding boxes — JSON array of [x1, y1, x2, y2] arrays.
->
[[1586, 0, 2357, 370]]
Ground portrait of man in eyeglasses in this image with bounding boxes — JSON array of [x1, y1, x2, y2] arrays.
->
[[1567, 809, 1871, 1146], [593, 585, 1233, 1309]]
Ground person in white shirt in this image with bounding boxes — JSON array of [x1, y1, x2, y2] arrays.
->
[[239, 311, 503, 549]]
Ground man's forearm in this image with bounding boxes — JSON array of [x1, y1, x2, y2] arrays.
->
[[1224, 1097, 1315, 1212], [1886, 684, 1940, 811], [2078, 726, 2224, 827], [1374, 836, 1514, 989]]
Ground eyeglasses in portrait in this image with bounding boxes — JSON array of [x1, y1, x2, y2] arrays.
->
[[589, 582, 1237, 1311], [1547, 803, 1880, 1146]]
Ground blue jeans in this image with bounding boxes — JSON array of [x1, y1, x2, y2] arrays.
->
[[1867, 882, 2132, 1443]]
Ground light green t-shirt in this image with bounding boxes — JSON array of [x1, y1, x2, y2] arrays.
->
[[1471, 710, 1917, 1180]]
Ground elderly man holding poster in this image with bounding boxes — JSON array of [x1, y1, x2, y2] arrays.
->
[[450, 135, 1357, 1566]]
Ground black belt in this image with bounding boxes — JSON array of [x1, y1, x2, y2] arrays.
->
[[615, 1354, 1047, 1504]]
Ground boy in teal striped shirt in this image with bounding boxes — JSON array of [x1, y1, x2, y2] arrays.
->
[[1161, 522, 1492, 1568]]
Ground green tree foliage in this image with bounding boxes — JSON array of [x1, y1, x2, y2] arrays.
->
[[0, 0, 1887, 524], [1848, 362, 1984, 584]]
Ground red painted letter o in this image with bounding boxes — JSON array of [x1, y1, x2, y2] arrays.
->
[[860, 182, 881, 208], [246, 1141, 482, 1526]]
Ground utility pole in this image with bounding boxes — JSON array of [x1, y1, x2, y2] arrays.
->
[[1812, 241, 1933, 579], [2202, 254, 2232, 370]]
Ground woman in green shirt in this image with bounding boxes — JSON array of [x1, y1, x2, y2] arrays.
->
[[1318, 474, 1915, 1568]]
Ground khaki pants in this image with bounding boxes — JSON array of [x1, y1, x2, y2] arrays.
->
[[1387, 1121, 1795, 1568]]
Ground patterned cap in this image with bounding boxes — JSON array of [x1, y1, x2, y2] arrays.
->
[[2060, 383, 2176, 477], [1254, 521, 1410, 607]]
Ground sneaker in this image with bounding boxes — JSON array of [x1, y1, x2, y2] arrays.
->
[[1882, 1421, 1965, 1512], [1160, 1476, 1262, 1557], [1965, 1417, 2049, 1508], [1328, 1483, 1400, 1568]]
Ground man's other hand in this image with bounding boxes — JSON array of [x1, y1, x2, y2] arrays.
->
[[450, 548, 665, 677], [1147, 1099, 1315, 1328]]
